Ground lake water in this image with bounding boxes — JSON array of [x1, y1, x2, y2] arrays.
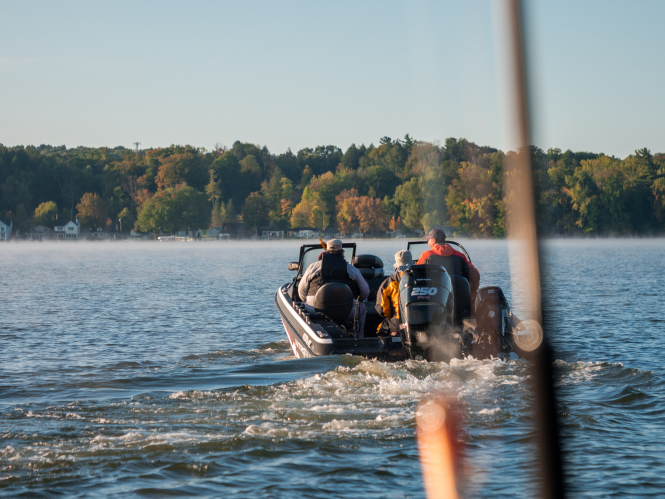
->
[[1, 239, 664, 497]]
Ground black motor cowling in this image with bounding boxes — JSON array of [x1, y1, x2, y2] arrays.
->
[[313, 282, 354, 325], [398, 264, 458, 360]]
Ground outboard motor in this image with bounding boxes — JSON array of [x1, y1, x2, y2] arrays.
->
[[473, 286, 543, 359], [473, 287, 509, 359], [313, 283, 354, 325], [398, 264, 462, 361]]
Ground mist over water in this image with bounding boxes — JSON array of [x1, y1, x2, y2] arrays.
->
[[1, 239, 664, 497]]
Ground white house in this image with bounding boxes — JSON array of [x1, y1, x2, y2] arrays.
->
[[54, 219, 80, 240], [0, 220, 12, 241]]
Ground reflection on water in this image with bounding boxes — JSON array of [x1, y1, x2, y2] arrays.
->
[[1, 240, 664, 497]]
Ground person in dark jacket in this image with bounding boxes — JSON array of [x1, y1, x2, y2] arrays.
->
[[298, 239, 369, 337], [417, 229, 480, 305], [375, 250, 413, 336]]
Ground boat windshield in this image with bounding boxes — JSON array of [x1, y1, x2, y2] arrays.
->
[[406, 240, 472, 264]]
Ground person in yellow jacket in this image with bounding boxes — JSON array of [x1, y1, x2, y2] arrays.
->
[[375, 250, 413, 336]]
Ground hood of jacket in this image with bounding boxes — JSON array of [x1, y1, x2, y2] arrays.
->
[[429, 243, 456, 257], [425, 243, 478, 270]]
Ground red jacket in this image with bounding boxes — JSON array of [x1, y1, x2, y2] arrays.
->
[[417, 244, 480, 295]]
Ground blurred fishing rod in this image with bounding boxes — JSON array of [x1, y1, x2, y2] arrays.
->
[[417, 0, 566, 497]]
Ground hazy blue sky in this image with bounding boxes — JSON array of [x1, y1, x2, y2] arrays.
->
[[1, 0, 663, 158]]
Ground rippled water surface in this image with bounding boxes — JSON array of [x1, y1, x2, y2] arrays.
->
[[1, 239, 664, 497]]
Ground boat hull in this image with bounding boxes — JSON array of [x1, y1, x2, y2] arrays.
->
[[275, 285, 405, 359]]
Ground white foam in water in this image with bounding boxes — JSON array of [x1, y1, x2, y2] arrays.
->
[[554, 359, 626, 386], [4, 355, 633, 478]]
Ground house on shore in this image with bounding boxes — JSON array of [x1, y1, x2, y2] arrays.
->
[[220, 222, 252, 239], [175, 229, 203, 238], [130, 229, 147, 239], [28, 225, 53, 241], [286, 227, 320, 239], [54, 219, 80, 240], [0, 220, 12, 241], [261, 229, 284, 239], [323, 226, 338, 238], [81, 225, 117, 240]]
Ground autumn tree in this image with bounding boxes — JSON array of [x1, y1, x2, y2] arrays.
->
[[356, 197, 387, 233], [33, 201, 58, 226], [446, 161, 495, 237], [335, 189, 361, 234], [77, 193, 108, 227], [155, 155, 188, 189], [290, 198, 327, 228], [154, 152, 207, 191]]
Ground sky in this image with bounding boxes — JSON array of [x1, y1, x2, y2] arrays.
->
[[1, 0, 663, 158]]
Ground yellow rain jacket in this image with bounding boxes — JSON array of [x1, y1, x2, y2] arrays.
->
[[375, 266, 408, 320]]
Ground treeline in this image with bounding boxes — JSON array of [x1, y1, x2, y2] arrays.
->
[[1, 137, 664, 237]]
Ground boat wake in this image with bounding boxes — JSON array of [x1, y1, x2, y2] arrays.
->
[[1, 350, 661, 497]]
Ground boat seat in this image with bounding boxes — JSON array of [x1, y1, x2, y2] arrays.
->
[[451, 274, 471, 324], [353, 254, 386, 300], [353, 254, 384, 270], [313, 283, 354, 325], [353, 255, 385, 279]]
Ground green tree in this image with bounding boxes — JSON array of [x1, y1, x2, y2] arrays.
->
[[275, 148, 301, 183], [242, 192, 269, 233], [205, 170, 222, 206], [117, 207, 135, 233], [224, 199, 237, 222], [1, 176, 31, 212], [394, 178, 422, 230], [205, 169, 223, 227], [177, 186, 211, 231], [136, 186, 209, 233], [567, 169, 601, 233], [5, 204, 30, 234]]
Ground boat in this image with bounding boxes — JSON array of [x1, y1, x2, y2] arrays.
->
[[275, 242, 405, 359], [275, 240, 543, 361]]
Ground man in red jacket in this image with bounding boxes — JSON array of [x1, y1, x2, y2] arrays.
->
[[417, 229, 480, 305]]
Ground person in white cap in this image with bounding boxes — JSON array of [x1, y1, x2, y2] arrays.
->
[[375, 250, 413, 336], [298, 239, 369, 337]]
